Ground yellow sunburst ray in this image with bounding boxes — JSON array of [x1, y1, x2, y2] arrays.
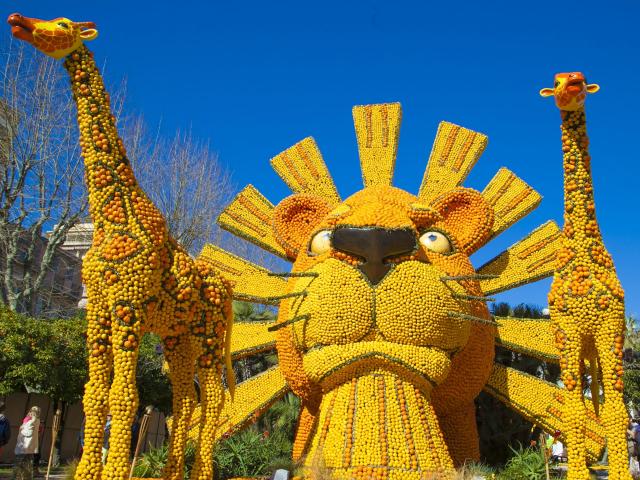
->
[[418, 121, 488, 203], [198, 244, 291, 304], [353, 103, 402, 187], [217, 185, 288, 259], [231, 322, 276, 359], [482, 168, 542, 239], [495, 317, 558, 362], [271, 137, 341, 206], [185, 366, 290, 443], [477, 221, 561, 295], [484, 364, 605, 462]]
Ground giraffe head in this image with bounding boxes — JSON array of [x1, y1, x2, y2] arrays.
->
[[540, 72, 600, 111], [7, 13, 98, 60]]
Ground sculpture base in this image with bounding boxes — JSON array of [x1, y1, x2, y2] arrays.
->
[[303, 369, 454, 479]]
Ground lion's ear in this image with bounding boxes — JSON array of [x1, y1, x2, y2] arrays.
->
[[430, 188, 494, 255], [273, 194, 332, 260]]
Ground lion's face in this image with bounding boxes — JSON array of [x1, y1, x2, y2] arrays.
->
[[273, 185, 494, 398]]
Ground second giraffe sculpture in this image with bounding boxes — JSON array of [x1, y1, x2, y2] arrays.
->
[[7, 13, 235, 480], [541, 73, 630, 480]]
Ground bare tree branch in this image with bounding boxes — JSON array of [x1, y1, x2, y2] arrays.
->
[[122, 115, 235, 255], [0, 40, 87, 316]]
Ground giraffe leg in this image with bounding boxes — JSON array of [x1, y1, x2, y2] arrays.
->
[[596, 332, 632, 480], [561, 335, 591, 480], [162, 337, 197, 480], [102, 302, 144, 480], [190, 354, 225, 480], [75, 297, 112, 480]]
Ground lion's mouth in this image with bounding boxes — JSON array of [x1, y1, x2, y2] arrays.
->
[[302, 341, 452, 393]]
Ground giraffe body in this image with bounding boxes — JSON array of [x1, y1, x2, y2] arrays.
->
[[7, 14, 235, 480], [542, 72, 630, 480]]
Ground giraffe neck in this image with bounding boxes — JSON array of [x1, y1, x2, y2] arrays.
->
[[560, 108, 602, 246], [63, 45, 165, 243]]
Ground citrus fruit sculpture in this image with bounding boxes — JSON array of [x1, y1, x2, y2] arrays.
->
[[541, 73, 630, 480], [194, 99, 624, 477], [6, 12, 629, 480], [7, 13, 235, 480]]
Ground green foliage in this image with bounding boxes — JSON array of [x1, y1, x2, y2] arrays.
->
[[132, 442, 168, 478], [231, 301, 278, 383], [213, 392, 298, 478], [459, 461, 496, 477], [232, 301, 276, 323], [137, 333, 172, 415], [491, 302, 512, 317], [0, 307, 87, 402], [512, 303, 544, 319], [131, 427, 292, 480], [624, 317, 640, 407], [496, 445, 548, 480], [0, 306, 171, 413], [480, 302, 559, 465], [62, 459, 79, 480], [214, 427, 293, 480], [257, 392, 300, 442], [492, 302, 546, 319], [131, 391, 297, 479]]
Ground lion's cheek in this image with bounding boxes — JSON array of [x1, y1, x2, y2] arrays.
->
[[291, 259, 374, 348], [375, 262, 471, 351]]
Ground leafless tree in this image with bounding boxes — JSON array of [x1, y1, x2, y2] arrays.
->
[[122, 114, 235, 255], [0, 41, 87, 316], [0, 39, 278, 318]]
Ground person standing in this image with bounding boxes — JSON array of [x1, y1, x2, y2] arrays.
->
[[551, 437, 568, 463], [0, 402, 11, 456], [13, 406, 40, 480]]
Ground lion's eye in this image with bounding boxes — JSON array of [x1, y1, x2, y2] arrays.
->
[[419, 231, 452, 254], [309, 230, 332, 256]]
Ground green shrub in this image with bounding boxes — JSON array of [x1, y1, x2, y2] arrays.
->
[[62, 459, 79, 480], [497, 445, 547, 480], [214, 427, 292, 479], [132, 443, 169, 478]]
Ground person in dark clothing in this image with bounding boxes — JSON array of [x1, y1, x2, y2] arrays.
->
[[0, 402, 11, 455]]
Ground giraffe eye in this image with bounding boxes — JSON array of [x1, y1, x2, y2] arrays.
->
[[554, 80, 560, 87], [58, 22, 69, 29], [419, 231, 453, 254]]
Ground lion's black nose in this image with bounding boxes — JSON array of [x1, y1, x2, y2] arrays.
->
[[332, 227, 416, 285]]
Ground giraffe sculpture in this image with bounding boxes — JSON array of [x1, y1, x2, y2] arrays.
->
[[7, 13, 235, 480], [541, 73, 630, 480]]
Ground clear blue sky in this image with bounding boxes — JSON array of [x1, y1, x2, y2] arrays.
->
[[8, 0, 640, 316]]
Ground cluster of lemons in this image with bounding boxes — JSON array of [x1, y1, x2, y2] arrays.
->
[[270, 185, 498, 475], [303, 370, 454, 479], [59, 45, 233, 480], [62, 46, 150, 480], [545, 103, 630, 479]]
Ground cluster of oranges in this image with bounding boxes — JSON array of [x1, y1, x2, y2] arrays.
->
[[57, 44, 234, 480], [303, 370, 455, 478], [544, 92, 629, 479], [269, 182, 499, 475]]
